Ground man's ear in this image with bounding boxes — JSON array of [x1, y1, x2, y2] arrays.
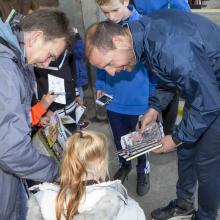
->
[[112, 35, 130, 49], [123, 0, 129, 7], [28, 31, 44, 47]]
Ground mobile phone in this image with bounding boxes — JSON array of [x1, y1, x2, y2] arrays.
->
[[96, 93, 113, 106]]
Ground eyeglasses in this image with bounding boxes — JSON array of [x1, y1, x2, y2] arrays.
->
[[37, 49, 68, 71]]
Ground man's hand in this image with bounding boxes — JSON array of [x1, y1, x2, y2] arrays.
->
[[139, 108, 159, 133], [153, 135, 177, 153], [96, 90, 104, 99]]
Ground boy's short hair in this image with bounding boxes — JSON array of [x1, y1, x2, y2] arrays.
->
[[20, 9, 74, 47], [96, 0, 123, 6]]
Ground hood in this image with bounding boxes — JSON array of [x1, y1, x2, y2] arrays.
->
[[78, 180, 128, 213], [0, 19, 22, 59]]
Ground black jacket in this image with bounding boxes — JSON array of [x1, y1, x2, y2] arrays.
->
[[34, 52, 78, 112]]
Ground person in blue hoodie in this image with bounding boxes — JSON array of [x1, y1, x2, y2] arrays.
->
[[96, 0, 156, 196], [73, 31, 88, 99]]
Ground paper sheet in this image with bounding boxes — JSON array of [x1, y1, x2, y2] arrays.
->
[[48, 74, 66, 104]]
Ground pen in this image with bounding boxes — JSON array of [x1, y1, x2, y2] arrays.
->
[[51, 92, 74, 95]]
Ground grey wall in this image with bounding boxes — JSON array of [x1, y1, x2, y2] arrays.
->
[[59, 0, 105, 37]]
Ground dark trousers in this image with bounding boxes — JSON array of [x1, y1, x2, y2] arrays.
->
[[162, 93, 179, 135], [176, 114, 220, 220], [107, 110, 149, 174]]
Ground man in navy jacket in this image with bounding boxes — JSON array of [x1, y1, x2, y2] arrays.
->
[[85, 9, 220, 220]]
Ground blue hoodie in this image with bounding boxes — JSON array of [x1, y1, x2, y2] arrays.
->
[[72, 33, 88, 87], [0, 19, 22, 54], [132, 0, 191, 15], [96, 6, 155, 115]]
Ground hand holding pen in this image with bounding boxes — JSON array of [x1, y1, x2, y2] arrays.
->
[[40, 91, 57, 110]]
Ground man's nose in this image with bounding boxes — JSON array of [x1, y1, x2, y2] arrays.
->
[[105, 67, 116, 76], [41, 57, 52, 68]]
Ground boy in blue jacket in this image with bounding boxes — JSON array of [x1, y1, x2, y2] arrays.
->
[[96, 0, 155, 196]]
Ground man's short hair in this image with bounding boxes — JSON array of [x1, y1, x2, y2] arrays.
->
[[85, 21, 127, 57], [96, 0, 123, 6], [20, 9, 73, 47]]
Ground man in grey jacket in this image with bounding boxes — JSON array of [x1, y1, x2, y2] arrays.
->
[[0, 9, 73, 220]]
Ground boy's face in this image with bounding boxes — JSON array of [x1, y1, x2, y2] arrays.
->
[[100, 0, 129, 23]]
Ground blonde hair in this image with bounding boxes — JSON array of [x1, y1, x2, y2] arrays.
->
[[56, 130, 109, 220]]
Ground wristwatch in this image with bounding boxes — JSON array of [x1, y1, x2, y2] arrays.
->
[[171, 135, 183, 147]]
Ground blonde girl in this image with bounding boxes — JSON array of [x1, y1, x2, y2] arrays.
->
[[27, 130, 145, 220]]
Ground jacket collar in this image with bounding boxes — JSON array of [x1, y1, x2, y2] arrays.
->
[[125, 17, 151, 64], [126, 4, 142, 22]]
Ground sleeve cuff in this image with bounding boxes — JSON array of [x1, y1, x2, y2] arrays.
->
[[171, 135, 183, 147], [31, 102, 46, 126]]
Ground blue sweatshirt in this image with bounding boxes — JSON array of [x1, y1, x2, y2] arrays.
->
[[96, 6, 155, 115], [132, 0, 191, 15]]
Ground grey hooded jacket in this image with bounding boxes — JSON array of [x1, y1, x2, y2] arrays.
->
[[27, 181, 146, 220], [0, 20, 59, 220]]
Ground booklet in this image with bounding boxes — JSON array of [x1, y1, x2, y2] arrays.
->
[[32, 112, 66, 162], [6, 9, 24, 24], [117, 122, 164, 161], [32, 106, 86, 162]]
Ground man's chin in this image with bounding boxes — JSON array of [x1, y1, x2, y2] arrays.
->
[[33, 63, 44, 68], [124, 65, 135, 72]]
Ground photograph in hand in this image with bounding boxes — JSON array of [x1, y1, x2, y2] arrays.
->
[[118, 122, 164, 161]]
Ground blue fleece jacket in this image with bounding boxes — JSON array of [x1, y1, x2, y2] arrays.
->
[[72, 33, 88, 87], [132, 0, 191, 15], [96, 6, 155, 115]]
